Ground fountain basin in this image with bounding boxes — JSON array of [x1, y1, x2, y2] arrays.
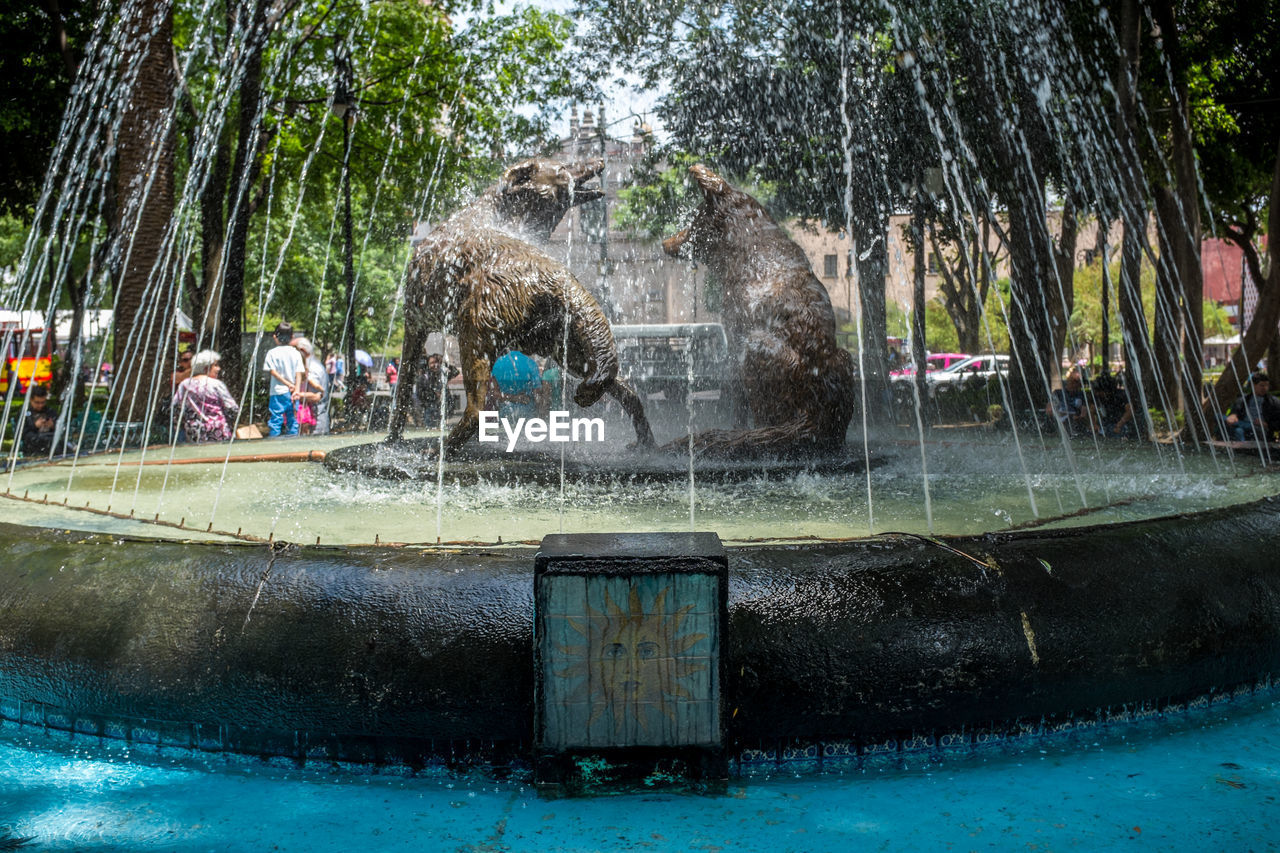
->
[[322, 437, 882, 483], [4, 432, 1276, 544], [2, 493, 1278, 764]]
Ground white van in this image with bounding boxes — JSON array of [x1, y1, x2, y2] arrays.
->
[[611, 323, 730, 403]]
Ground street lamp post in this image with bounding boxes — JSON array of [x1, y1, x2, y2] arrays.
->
[[333, 41, 357, 387]]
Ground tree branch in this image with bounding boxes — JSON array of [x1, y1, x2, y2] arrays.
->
[[1222, 224, 1265, 291], [278, 4, 335, 71]]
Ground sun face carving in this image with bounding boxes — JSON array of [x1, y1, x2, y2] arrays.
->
[[550, 581, 710, 744]]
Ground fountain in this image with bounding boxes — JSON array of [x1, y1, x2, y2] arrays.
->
[[1, 0, 1279, 845]]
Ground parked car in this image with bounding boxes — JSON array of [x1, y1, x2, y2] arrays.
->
[[926, 354, 1011, 395], [890, 352, 970, 378]]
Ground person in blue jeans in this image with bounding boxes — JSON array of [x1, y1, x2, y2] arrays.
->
[[262, 322, 306, 437]]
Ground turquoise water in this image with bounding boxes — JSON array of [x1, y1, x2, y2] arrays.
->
[[2, 692, 1277, 851]]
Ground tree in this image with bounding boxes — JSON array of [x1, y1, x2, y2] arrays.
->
[[0, 0, 97, 216], [1070, 255, 1158, 368], [1110, 0, 1280, 433], [580, 2, 933, 417], [112, 0, 177, 423], [3, 0, 587, 448], [0, 0, 102, 413], [579, 0, 1140, 418], [918, 205, 1007, 355], [612, 150, 703, 241], [169, 0, 583, 391], [1185, 0, 1280, 416]]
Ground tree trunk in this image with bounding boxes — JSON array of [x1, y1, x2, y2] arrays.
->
[[61, 264, 87, 412], [216, 0, 270, 396], [855, 212, 889, 424], [1005, 188, 1058, 412], [341, 112, 358, 387], [928, 218, 983, 355], [1098, 216, 1111, 372], [1211, 139, 1280, 418], [911, 194, 928, 410], [113, 0, 176, 424], [1153, 0, 1205, 440], [1153, 185, 1184, 415], [1116, 0, 1156, 415], [1050, 190, 1078, 367], [197, 120, 231, 339], [977, 214, 994, 349]]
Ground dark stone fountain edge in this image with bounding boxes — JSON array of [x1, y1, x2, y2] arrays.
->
[[1, 494, 1278, 765]]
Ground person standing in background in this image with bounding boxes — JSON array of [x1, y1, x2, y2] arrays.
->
[[293, 337, 329, 436], [172, 350, 239, 443], [171, 348, 193, 391], [262, 322, 305, 437]]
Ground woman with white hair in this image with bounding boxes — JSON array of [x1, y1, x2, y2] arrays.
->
[[293, 336, 329, 435], [171, 349, 239, 442]]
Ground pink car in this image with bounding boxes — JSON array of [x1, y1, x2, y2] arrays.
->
[[890, 352, 970, 377]]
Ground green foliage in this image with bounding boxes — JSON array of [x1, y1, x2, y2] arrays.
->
[[1203, 299, 1235, 339], [884, 301, 910, 340], [853, 291, 1008, 360], [613, 151, 702, 240], [0, 0, 96, 215], [1, 0, 588, 380], [581, 0, 917, 225], [923, 301, 958, 353], [243, 176, 407, 355], [921, 286, 1010, 356], [163, 0, 584, 358], [1147, 405, 1185, 435], [1068, 256, 1157, 352], [613, 149, 780, 240], [1144, 0, 1278, 248], [0, 213, 26, 274]]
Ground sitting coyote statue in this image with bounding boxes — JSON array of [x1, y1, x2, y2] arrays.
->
[[662, 164, 855, 457], [389, 158, 654, 452]]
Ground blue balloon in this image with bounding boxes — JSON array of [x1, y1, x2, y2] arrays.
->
[[490, 351, 542, 395]]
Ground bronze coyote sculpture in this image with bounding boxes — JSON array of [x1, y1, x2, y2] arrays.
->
[[662, 164, 855, 456], [389, 158, 654, 451]]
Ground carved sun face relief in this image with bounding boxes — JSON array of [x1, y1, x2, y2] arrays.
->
[[541, 576, 717, 748]]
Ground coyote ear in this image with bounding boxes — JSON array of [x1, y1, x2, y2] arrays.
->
[[690, 164, 730, 198], [503, 159, 538, 187]]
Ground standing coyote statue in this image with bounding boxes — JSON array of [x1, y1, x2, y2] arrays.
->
[[662, 164, 855, 456], [389, 158, 654, 452]]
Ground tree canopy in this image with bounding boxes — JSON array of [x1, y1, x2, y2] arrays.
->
[[3, 0, 588, 406]]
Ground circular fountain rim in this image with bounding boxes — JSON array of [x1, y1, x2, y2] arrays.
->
[[1, 491, 1279, 770]]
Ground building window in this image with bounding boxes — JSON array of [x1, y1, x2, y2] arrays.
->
[[823, 254, 838, 278], [927, 252, 941, 274]]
